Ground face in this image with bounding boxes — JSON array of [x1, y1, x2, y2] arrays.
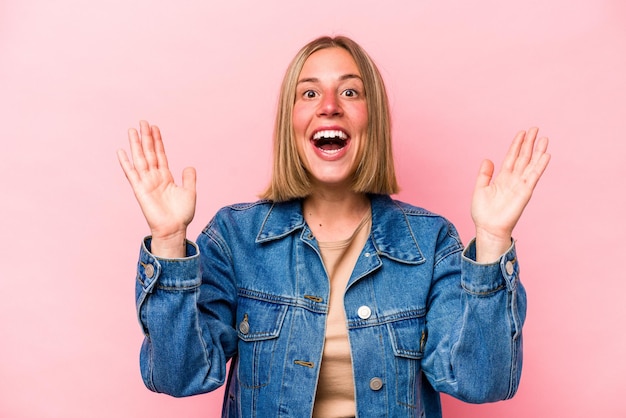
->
[[292, 47, 368, 190]]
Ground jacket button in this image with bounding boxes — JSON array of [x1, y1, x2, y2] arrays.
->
[[144, 264, 155, 278], [505, 260, 514, 275], [369, 377, 383, 391], [239, 320, 250, 335], [357, 305, 372, 320]]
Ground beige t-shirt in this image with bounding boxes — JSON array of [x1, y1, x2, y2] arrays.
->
[[312, 212, 372, 418]]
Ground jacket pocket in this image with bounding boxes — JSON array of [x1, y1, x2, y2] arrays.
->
[[236, 295, 288, 389], [386, 314, 426, 411]]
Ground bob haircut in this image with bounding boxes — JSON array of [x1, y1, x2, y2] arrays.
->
[[260, 35, 399, 202]]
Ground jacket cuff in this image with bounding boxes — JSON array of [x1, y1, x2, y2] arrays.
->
[[137, 236, 201, 293], [461, 238, 519, 293]]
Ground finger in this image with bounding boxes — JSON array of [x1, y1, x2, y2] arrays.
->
[[524, 138, 551, 190], [182, 167, 197, 193], [474, 159, 495, 189], [116, 148, 140, 186], [523, 154, 551, 193], [501, 130, 526, 172], [140, 120, 158, 168], [151, 124, 169, 169], [513, 127, 539, 173], [531, 136, 549, 161], [128, 127, 148, 171]]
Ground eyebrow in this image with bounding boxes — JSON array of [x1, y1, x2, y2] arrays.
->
[[297, 74, 363, 85]]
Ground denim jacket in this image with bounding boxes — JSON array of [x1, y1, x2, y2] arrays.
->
[[135, 194, 525, 418]]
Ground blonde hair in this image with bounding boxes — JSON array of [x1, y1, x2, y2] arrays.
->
[[260, 35, 399, 201]]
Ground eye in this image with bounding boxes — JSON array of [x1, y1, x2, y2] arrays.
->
[[303, 90, 317, 99], [342, 88, 358, 98]]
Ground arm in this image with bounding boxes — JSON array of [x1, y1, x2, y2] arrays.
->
[[422, 233, 526, 403], [120, 121, 237, 395], [423, 128, 548, 401], [135, 231, 238, 396]]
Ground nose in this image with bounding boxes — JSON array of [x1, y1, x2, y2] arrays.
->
[[317, 92, 343, 117]]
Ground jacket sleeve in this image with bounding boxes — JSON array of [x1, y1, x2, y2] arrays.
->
[[135, 227, 238, 397], [421, 234, 526, 403]]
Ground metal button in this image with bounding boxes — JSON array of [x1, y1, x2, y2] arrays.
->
[[364, 252, 370, 258], [357, 305, 372, 320], [239, 320, 250, 335], [144, 264, 155, 278], [369, 377, 383, 391], [505, 260, 514, 275], [239, 314, 250, 335]]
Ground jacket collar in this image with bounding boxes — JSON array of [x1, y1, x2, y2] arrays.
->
[[256, 194, 424, 264]]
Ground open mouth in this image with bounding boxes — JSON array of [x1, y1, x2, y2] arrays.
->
[[311, 129, 349, 152]]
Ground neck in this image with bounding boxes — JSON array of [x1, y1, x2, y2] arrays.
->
[[302, 190, 370, 242]]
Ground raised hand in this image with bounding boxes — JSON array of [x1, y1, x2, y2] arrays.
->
[[471, 128, 551, 263], [117, 121, 197, 258]]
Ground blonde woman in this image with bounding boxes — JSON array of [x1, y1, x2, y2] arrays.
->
[[118, 35, 550, 417]]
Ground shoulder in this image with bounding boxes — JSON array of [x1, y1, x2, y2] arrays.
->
[[370, 194, 462, 249], [218, 199, 274, 215], [372, 194, 450, 223], [207, 199, 274, 230], [204, 199, 303, 238], [398, 198, 458, 235], [389, 198, 440, 217]]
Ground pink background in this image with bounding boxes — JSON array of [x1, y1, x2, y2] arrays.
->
[[1, 1, 625, 417]]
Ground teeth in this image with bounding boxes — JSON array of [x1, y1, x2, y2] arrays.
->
[[313, 130, 348, 140]]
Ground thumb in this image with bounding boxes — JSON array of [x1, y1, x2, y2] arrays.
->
[[181, 167, 197, 192], [475, 159, 495, 189]]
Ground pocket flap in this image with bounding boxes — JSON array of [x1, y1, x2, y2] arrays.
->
[[387, 315, 426, 359], [236, 296, 288, 341]]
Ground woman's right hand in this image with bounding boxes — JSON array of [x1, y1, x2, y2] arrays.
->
[[117, 120, 196, 258]]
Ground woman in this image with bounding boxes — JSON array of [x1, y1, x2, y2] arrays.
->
[[117, 36, 550, 417]]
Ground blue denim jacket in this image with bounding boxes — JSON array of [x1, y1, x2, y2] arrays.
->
[[135, 194, 525, 418]]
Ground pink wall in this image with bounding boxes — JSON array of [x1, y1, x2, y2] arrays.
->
[[1, 1, 624, 417]]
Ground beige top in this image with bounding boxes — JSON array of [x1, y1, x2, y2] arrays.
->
[[312, 212, 372, 418]]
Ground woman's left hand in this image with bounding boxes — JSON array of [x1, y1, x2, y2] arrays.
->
[[471, 127, 551, 263]]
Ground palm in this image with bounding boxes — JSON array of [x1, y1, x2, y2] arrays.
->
[[117, 121, 196, 240], [471, 128, 550, 247]]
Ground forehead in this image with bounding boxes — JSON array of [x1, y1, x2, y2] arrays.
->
[[298, 47, 361, 80]]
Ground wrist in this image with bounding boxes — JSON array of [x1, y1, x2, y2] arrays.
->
[[474, 228, 512, 263], [149, 230, 188, 258]]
